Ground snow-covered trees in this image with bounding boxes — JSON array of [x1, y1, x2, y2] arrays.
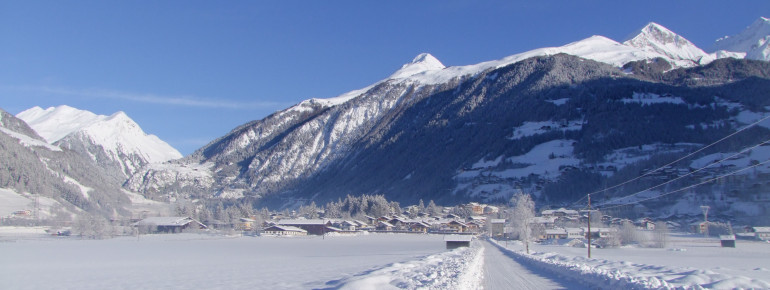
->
[[652, 221, 669, 248], [509, 192, 536, 253]]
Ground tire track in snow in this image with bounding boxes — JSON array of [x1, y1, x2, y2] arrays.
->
[[481, 240, 584, 290]]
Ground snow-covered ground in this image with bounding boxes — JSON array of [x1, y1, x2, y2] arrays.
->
[[492, 233, 770, 289], [0, 232, 479, 290]]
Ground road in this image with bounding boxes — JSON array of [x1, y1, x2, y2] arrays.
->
[[481, 240, 585, 290]]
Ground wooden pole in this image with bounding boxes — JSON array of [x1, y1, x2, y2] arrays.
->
[[587, 193, 592, 259]]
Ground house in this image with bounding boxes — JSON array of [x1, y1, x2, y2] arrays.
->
[[277, 219, 332, 235], [133, 217, 207, 233], [484, 206, 499, 214], [597, 228, 617, 238], [465, 220, 484, 233], [531, 216, 557, 229], [445, 213, 461, 220], [237, 218, 256, 231], [465, 203, 485, 215], [262, 225, 307, 236], [489, 219, 506, 237], [376, 221, 394, 231], [409, 221, 431, 233], [753, 227, 770, 240], [331, 220, 358, 231], [446, 220, 468, 233], [566, 228, 584, 239], [544, 228, 567, 240]]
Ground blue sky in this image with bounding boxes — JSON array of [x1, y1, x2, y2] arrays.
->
[[1, 1, 768, 155]]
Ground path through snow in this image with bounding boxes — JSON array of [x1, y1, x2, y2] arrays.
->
[[482, 240, 584, 290]]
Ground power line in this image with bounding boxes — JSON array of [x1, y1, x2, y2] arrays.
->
[[567, 113, 770, 208], [597, 158, 770, 210], [598, 138, 770, 207]]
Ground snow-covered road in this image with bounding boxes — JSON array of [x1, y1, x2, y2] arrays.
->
[[482, 240, 584, 290]]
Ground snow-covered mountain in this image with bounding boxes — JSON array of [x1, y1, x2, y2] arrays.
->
[[623, 22, 713, 66], [123, 20, 770, 221], [17, 105, 182, 177], [0, 108, 137, 218], [714, 17, 770, 61]]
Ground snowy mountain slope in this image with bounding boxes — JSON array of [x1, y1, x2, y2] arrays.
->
[[127, 21, 770, 218], [0, 108, 133, 217], [0, 110, 60, 152], [623, 22, 713, 66], [17, 106, 182, 177], [0, 109, 45, 141], [714, 17, 770, 61]]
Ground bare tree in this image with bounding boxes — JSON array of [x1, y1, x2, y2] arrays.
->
[[619, 220, 638, 246], [509, 192, 536, 254]]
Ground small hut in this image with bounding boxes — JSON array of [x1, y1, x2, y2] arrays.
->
[[444, 235, 473, 249], [720, 235, 736, 248]]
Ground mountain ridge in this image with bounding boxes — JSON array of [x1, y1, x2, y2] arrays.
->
[[17, 105, 182, 178]]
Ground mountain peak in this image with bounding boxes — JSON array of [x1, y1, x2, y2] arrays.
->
[[389, 53, 445, 79], [714, 16, 770, 61], [623, 22, 709, 66]]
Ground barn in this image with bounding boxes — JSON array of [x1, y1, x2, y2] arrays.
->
[[133, 217, 207, 233]]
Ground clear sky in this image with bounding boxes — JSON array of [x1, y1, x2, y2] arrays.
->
[[1, 1, 768, 155]]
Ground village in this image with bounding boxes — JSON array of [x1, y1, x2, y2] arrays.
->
[[115, 201, 770, 248]]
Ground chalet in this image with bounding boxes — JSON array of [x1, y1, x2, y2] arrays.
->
[[566, 228, 584, 239], [278, 219, 332, 235], [544, 228, 567, 240], [445, 213, 461, 220], [237, 218, 256, 231], [331, 220, 358, 231], [753, 227, 770, 241], [447, 220, 468, 233], [262, 225, 307, 236], [465, 203, 485, 215], [377, 221, 394, 231], [409, 221, 431, 233], [466, 220, 484, 233], [595, 228, 617, 238], [133, 217, 207, 233], [531, 216, 557, 228]]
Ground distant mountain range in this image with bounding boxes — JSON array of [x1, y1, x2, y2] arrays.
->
[[3, 18, 770, 221]]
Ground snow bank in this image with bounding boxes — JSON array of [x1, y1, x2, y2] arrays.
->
[[334, 241, 484, 290], [489, 239, 770, 289]]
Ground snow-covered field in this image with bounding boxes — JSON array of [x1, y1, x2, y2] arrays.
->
[[0, 231, 480, 290], [492, 233, 770, 289]]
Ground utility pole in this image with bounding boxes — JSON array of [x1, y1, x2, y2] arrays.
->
[[587, 193, 592, 259], [700, 205, 710, 238]]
